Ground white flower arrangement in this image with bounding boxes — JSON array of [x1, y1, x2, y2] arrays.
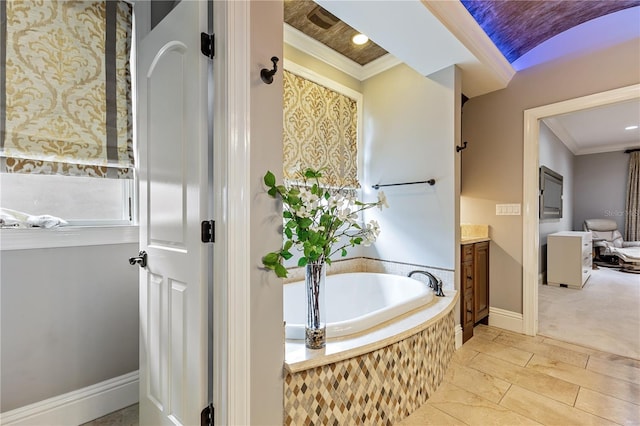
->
[[262, 168, 388, 277]]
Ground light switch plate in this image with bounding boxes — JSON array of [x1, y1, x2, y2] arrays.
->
[[496, 203, 521, 216]]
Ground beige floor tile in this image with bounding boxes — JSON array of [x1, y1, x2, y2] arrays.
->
[[527, 354, 640, 405], [494, 333, 589, 368], [469, 353, 579, 406], [472, 324, 501, 341], [426, 382, 541, 425], [544, 337, 640, 369], [501, 385, 618, 426], [444, 362, 511, 403], [575, 387, 640, 425], [592, 352, 640, 370], [496, 328, 546, 344], [451, 346, 480, 366], [399, 404, 468, 425], [463, 336, 533, 367], [587, 355, 640, 385], [542, 336, 607, 356]]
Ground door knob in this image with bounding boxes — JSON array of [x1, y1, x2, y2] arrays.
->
[[129, 250, 147, 268]]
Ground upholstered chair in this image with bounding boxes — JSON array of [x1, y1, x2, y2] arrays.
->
[[583, 218, 640, 258]]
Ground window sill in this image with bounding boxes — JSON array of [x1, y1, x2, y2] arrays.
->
[[0, 225, 139, 251]]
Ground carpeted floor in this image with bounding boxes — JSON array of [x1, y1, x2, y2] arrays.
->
[[538, 267, 640, 360]]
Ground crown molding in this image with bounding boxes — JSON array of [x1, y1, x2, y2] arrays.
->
[[284, 23, 401, 81], [542, 116, 633, 156], [542, 116, 580, 155], [421, 0, 515, 88]]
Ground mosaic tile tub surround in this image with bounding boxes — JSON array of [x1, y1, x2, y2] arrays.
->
[[284, 310, 455, 425]]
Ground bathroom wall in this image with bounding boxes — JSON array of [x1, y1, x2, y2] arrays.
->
[[361, 64, 461, 272], [573, 151, 630, 232], [461, 38, 640, 314], [538, 122, 575, 276], [0, 242, 139, 412], [280, 48, 461, 281], [249, 1, 285, 424]]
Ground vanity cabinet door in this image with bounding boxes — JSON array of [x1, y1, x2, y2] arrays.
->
[[461, 241, 490, 344], [461, 258, 475, 343], [473, 242, 490, 323]]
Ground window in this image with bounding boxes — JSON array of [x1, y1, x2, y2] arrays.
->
[[283, 62, 363, 188], [0, 0, 135, 227], [0, 173, 133, 225]]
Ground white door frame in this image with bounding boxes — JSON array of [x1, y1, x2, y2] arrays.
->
[[521, 83, 640, 336], [212, 1, 251, 425]]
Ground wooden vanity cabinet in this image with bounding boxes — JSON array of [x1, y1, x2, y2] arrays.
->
[[461, 241, 490, 343]]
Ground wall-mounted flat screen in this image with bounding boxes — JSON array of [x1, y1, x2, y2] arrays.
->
[[539, 166, 563, 219]]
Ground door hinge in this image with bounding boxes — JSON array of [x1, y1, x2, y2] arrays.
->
[[201, 32, 215, 59], [201, 220, 215, 243], [201, 403, 214, 426]]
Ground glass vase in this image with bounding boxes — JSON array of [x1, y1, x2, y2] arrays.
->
[[305, 262, 326, 349]]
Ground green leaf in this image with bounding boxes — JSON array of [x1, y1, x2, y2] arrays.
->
[[262, 252, 279, 266], [264, 171, 276, 187], [267, 187, 277, 197], [281, 250, 293, 260], [341, 248, 347, 257], [353, 237, 363, 245], [298, 257, 308, 267], [274, 264, 288, 278], [304, 169, 318, 178], [283, 240, 293, 251], [309, 232, 319, 245], [298, 217, 313, 228], [284, 227, 293, 239], [283, 211, 292, 219]]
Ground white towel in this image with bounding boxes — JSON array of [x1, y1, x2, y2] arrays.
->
[[0, 208, 68, 228]]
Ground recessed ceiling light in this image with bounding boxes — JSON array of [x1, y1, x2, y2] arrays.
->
[[352, 33, 369, 45], [625, 125, 639, 130]]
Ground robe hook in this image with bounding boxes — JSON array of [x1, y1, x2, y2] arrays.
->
[[260, 56, 279, 84], [456, 141, 468, 152]]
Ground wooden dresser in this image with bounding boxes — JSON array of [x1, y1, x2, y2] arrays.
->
[[461, 240, 490, 343]]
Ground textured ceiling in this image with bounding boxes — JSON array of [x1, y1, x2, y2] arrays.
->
[[460, 0, 640, 63], [286, 0, 639, 68], [283, 0, 388, 65]]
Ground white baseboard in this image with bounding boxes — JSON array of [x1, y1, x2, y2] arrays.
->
[[0, 371, 138, 426], [454, 324, 463, 349], [489, 307, 523, 334]]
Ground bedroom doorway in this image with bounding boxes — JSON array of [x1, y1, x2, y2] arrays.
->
[[521, 84, 640, 351]]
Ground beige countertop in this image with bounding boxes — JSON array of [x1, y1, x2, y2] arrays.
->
[[460, 236, 491, 244], [460, 224, 490, 244]]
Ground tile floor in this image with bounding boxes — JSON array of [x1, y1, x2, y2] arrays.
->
[[80, 403, 138, 426], [83, 325, 640, 426], [400, 325, 640, 426]]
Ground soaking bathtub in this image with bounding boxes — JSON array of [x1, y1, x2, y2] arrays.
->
[[284, 272, 435, 340]]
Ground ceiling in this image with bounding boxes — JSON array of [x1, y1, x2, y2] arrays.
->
[[284, 0, 640, 70], [283, 0, 640, 154], [459, 0, 640, 64], [543, 100, 640, 156], [283, 0, 388, 66]]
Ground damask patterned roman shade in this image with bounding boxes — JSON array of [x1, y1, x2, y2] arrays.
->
[[0, 0, 134, 178], [283, 70, 359, 188]]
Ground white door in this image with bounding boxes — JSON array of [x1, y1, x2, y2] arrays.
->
[[136, 1, 211, 425]]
